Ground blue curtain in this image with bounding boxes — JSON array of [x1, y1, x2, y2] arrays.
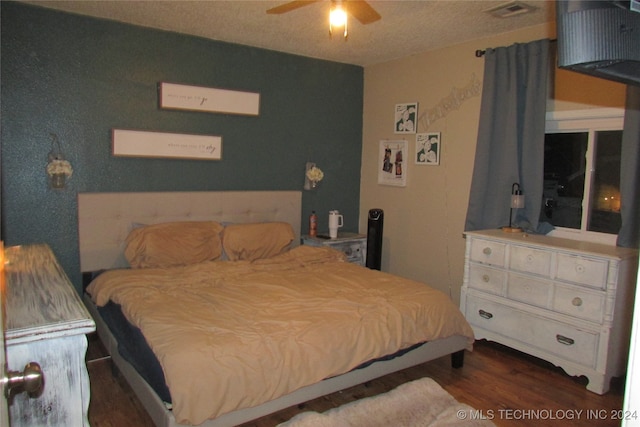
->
[[617, 85, 640, 249], [464, 39, 550, 232]]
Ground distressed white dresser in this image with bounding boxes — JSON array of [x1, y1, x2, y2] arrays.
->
[[460, 229, 638, 394], [3, 244, 96, 426]]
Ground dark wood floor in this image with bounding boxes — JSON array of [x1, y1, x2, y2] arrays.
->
[[86, 333, 625, 427]]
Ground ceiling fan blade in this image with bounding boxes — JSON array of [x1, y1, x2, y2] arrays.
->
[[345, 1, 381, 25], [266, 1, 321, 15]]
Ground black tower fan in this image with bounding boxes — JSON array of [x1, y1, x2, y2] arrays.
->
[[366, 209, 384, 270]]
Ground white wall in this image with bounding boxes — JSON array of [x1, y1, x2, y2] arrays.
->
[[359, 22, 626, 303]]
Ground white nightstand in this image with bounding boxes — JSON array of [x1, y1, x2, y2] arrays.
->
[[302, 232, 367, 266]]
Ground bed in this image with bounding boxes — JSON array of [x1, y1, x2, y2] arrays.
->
[[78, 191, 474, 427]]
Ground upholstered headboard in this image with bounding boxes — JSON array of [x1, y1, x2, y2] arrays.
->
[[77, 191, 302, 272]]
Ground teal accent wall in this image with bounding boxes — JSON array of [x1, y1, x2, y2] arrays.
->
[[1, 2, 363, 293]]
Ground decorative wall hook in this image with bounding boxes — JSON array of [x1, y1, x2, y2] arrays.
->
[[46, 133, 73, 189], [304, 162, 324, 190]]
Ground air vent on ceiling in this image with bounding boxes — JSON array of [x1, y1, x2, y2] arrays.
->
[[485, 1, 537, 18]]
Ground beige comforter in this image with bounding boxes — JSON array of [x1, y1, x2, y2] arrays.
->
[[88, 246, 474, 425]]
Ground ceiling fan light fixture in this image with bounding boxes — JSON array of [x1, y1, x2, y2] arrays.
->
[[330, 3, 347, 27], [329, 1, 348, 39]]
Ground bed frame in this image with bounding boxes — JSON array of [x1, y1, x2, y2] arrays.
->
[[77, 190, 469, 427]]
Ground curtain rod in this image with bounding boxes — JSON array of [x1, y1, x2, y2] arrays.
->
[[475, 39, 557, 57]]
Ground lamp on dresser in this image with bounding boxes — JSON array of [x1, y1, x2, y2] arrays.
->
[[502, 182, 525, 233]]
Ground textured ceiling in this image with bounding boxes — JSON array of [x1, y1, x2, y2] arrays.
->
[[23, 0, 556, 66]]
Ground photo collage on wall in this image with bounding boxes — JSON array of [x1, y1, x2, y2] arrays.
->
[[381, 103, 443, 186]]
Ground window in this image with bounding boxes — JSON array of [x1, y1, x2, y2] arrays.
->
[[541, 108, 624, 245]]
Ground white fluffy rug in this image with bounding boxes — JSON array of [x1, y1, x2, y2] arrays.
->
[[278, 378, 495, 427]]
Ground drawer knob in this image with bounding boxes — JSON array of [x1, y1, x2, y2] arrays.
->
[[483, 247, 492, 256], [572, 297, 583, 307], [482, 274, 490, 283], [556, 334, 575, 346], [4, 362, 44, 402], [576, 264, 585, 274], [479, 309, 493, 320]]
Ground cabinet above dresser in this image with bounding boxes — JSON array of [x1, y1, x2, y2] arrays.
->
[[460, 229, 639, 394]]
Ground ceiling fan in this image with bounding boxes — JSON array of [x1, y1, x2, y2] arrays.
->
[[267, 1, 382, 38]]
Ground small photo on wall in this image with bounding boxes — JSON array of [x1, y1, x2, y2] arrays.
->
[[415, 132, 440, 166], [378, 140, 407, 187], [394, 103, 418, 134]]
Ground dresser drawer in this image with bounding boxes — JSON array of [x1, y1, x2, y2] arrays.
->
[[469, 238, 506, 267], [468, 264, 505, 295], [556, 253, 608, 289], [509, 245, 551, 277], [553, 283, 605, 323], [465, 295, 599, 368], [302, 235, 366, 265], [331, 241, 365, 264], [506, 272, 551, 309]]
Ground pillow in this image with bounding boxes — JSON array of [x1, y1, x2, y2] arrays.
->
[[124, 221, 224, 268], [222, 222, 295, 261]]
